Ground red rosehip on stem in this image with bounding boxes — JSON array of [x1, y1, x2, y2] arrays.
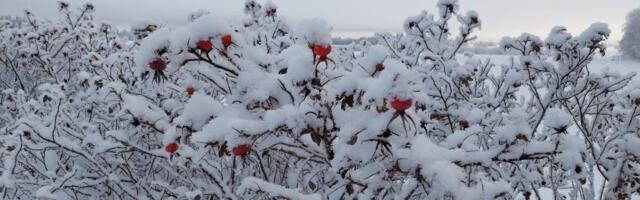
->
[[232, 144, 251, 156], [221, 34, 233, 48], [149, 57, 166, 71], [391, 97, 412, 113], [165, 143, 178, 154], [197, 39, 213, 51], [312, 44, 331, 60], [186, 87, 195, 95]]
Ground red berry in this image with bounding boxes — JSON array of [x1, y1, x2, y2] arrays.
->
[[459, 120, 470, 129], [221, 34, 233, 47], [390, 97, 412, 112], [197, 39, 213, 51], [375, 63, 385, 71], [165, 143, 178, 154], [186, 87, 195, 95], [232, 144, 251, 156], [312, 44, 332, 60], [149, 57, 166, 71]]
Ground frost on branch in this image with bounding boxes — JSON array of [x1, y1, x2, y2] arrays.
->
[[0, 0, 639, 199], [238, 177, 322, 200]]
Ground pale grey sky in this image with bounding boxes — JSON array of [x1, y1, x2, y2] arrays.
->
[[1, 0, 638, 41]]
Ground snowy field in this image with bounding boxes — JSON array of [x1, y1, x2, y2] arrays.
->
[[478, 53, 640, 82]]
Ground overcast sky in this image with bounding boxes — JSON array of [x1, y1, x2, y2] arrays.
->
[[1, 0, 638, 41]]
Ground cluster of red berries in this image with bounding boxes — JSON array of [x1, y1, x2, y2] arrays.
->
[[195, 34, 233, 51], [165, 142, 251, 157], [149, 34, 234, 72]]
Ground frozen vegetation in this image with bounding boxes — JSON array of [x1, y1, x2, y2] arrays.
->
[[0, 0, 640, 199]]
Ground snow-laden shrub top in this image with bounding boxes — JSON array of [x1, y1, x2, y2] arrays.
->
[[620, 8, 640, 60], [0, 0, 639, 199]]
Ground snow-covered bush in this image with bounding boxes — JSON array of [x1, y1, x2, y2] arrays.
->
[[1, 0, 639, 199], [620, 8, 640, 60]]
